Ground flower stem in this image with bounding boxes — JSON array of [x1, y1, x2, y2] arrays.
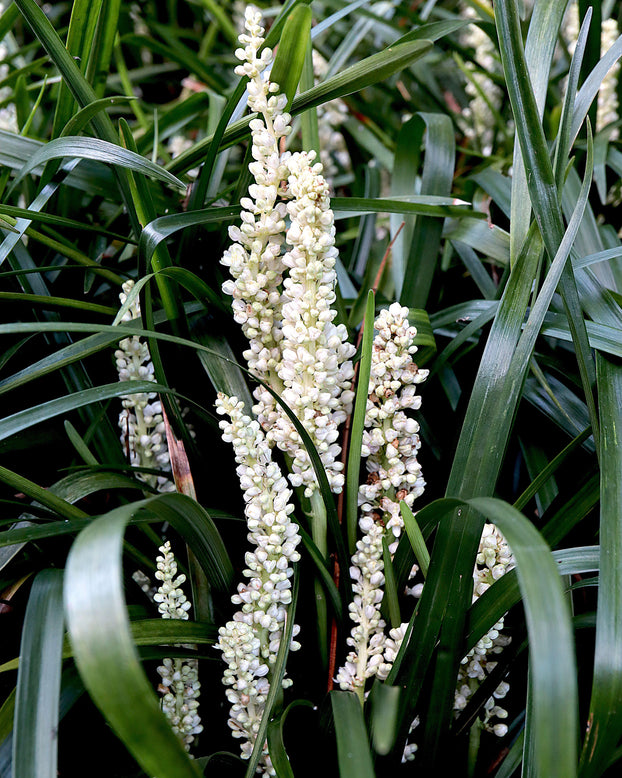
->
[[310, 488, 328, 669]]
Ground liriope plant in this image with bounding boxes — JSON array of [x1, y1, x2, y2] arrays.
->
[[1, 1, 622, 777]]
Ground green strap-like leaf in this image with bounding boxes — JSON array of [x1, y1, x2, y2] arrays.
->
[[168, 40, 433, 175], [0, 465, 87, 521], [0, 494, 233, 597], [496, 0, 599, 452], [390, 497, 579, 777], [12, 0, 142, 235], [64, 506, 201, 778], [401, 501, 430, 578], [443, 217, 510, 263], [330, 691, 376, 778], [139, 199, 477, 281], [0, 202, 134, 242], [571, 30, 622, 143], [244, 570, 300, 777], [469, 498, 578, 778], [369, 680, 400, 756], [298, 526, 343, 622], [346, 290, 375, 553], [50, 0, 103, 139], [138, 493, 233, 592], [579, 355, 622, 777], [13, 569, 64, 778], [139, 206, 240, 269], [398, 113, 455, 309], [506, 0, 569, 263], [269, 5, 312, 110], [332, 195, 476, 219], [0, 332, 120, 395], [465, 545, 600, 657], [399, 104, 592, 764], [0, 291, 115, 315], [390, 226, 542, 756], [195, 330, 255, 412], [266, 699, 315, 778], [552, 9, 590, 187], [0, 157, 83, 269], [86, 0, 121, 98], [1, 620, 217, 674], [0, 381, 172, 443], [12, 136, 184, 191], [541, 316, 622, 360], [118, 118, 182, 330], [381, 537, 401, 630], [300, 36, 320, 158]]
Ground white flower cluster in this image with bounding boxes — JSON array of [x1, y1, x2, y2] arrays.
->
[[221, 6, 355, 497], [221, 6, 290, 389], [0, 2, 17, 134], [115, 286, 201, 748], [375, 524, 515, 759], [215, 393, 302, 775], [454, 523, 514, 737], [115, 280, 174, 493], [154, 540, 193, 619], [461, 2, 503, 156], [375, 623, 420, 761], [263, 151, 356, 495], [336, 304, 427, 693], [154, 542, 203, 751], [335, 519, 387, 690], [359, 303, 428, 555], [312, 50, 351, 186]]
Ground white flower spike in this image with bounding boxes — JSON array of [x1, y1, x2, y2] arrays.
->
[[221, 5, 355, 497], [337, 304, 427, 693], [215, 393, 302, 775], [115, 280, 175, 493], [154, 542, 203, 751]]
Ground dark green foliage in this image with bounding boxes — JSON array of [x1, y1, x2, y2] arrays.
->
[[0, 1, 621, 776]]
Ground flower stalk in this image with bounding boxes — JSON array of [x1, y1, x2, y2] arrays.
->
[[337, 303, 427, 693], [215, 393, 301, 774], [115, 280, 175, 493], [154, 542, 203, 751], [115, 280, 201, 750], [221, 5, 355, 498]]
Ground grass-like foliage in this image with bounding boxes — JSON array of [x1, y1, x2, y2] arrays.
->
[[0, 0, 621, 776]]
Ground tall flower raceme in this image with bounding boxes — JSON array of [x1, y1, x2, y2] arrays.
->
[[377, 525, 515, 760], [115, 279, 175, 493], [154, 542, 203, 751], [215, 394, 302, 775], [221, 6, 356, 497], [220, 5, 291, 395], [453, 524, 513, 737], [335, 304, 514, 754], [265, 152, 356, 496], [115, 281, 202, 750], [336, 303, 428, 694]]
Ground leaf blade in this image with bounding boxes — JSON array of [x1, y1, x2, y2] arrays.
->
[[13, 570, 64, 778]]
